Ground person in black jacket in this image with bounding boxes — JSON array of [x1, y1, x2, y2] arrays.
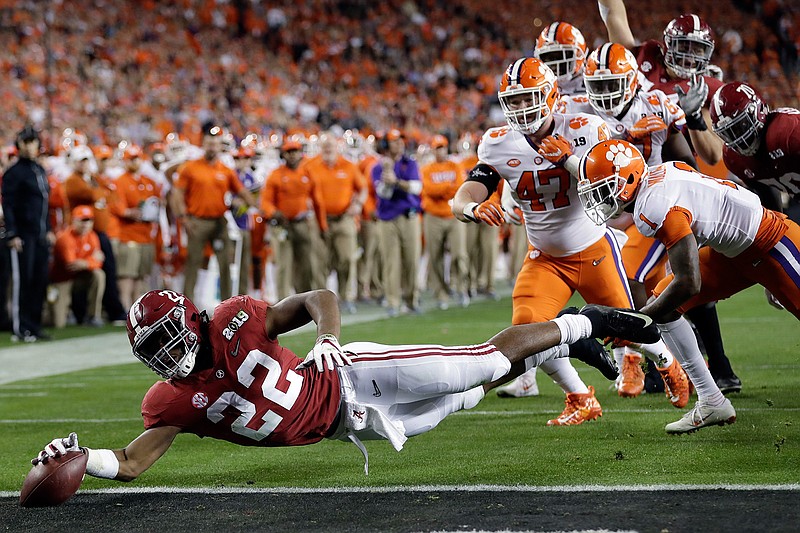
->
[[1, 126, 54, 342]]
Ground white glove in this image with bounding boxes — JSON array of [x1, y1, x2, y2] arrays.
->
[[675, 74, 708, 120], [501, 184, 523, 225], [32, 432, 80, 465], [297, 334, 352, 372], [765, 288, 785, 311]]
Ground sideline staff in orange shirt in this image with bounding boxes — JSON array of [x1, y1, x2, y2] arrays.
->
[[303, 132, 366, 312], [174, 125, 256, 301], [50, 206, 105, 328]]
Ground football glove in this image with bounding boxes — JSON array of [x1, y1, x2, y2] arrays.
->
[[675, 74, 708, 122], [537, 134, 573, 166], [32, 432, 80, 465], [464, 199, 505, 226], [626, 115, 668, 141], [298, 334, 352, 372]]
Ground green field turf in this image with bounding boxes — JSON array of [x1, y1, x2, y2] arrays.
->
[[1, 285, 798, 491]]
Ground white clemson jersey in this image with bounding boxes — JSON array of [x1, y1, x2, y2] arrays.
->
[[560, 90, 685, 165], [634, 162, 763, 258], [478, 114, 610, 256]]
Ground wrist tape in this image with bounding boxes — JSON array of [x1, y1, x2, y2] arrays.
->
[[83, 448, 120, 479]]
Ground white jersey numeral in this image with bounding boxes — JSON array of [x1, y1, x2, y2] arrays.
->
[[206, 349, 303, 441]]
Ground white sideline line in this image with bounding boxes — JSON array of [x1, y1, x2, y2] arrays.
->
[[2, 483, 799, 499], [2, 405, 800, 424]]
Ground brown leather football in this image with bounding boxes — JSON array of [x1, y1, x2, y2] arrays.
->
[[19, 450, 88, 507]]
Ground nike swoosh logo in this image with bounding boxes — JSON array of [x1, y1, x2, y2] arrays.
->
[[230, 338, 241, 357], [592, 256, 606, 266], [372, 380, 382, 398]]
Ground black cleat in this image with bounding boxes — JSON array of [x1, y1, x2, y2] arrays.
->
[[715, 374, 742, 395], [579, 304, 661, 344], [568, 337, 619, 380]]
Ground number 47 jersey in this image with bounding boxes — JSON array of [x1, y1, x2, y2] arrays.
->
[[478, 114, 611, 257], [141, 296, 342, 447]]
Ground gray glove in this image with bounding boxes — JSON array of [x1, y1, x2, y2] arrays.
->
[[675, 74, 708, 121]]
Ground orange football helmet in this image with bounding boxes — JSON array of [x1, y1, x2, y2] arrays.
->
[[534, 22, 588, 82], [577, 140, 648, 225], [584, 43, 640, 116], [498, 57, 559, 134]]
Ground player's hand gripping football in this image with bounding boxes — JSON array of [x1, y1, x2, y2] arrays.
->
[[298, 334, 353, 372], [537, 134, 573, 165], [626, 115, 668, 141], [32, 432, 80, 466]]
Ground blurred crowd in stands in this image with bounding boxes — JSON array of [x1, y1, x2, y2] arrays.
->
[[0, 0, 796, 148]]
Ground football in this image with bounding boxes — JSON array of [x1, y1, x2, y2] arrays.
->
[[19, 450, 88, 507]]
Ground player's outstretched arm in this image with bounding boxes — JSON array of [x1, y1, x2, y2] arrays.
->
[[265, 289, 341, 341], [32, 426, 181, 482], [640, 234, 701, 322], [598, 0, 636, 48]]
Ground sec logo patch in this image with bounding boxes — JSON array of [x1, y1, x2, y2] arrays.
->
[[192, 392, 209, 409], [507, 159, 521, 167]]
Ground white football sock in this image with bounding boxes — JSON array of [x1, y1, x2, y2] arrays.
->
[[631, 339, 675, 369], [659, 316, 725, 406], [552, 314, 593, 344], [539, 358, 589, 394], [523, 345, 568, 370]]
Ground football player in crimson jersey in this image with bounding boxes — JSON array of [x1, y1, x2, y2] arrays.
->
[[711, 81, 800, 222], [31, 288, 662, 481], [560, 42, 693, 405], [453, 57, 679, 426], [578, 139, 800, 433], [598, 1, 724, 167]]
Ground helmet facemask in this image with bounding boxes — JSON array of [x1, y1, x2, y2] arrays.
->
[[132, 306, 200, 379], [499, 84, 554, 133], [578, 174, 628, 225], [712, 104, 764, 157], [536, 45, 583, 80], [585, 71, 636, 116], [665, 35, 714, 78]]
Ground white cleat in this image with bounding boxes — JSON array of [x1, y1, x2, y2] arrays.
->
[[496, 369, 539, 398], [665, 398, 736, 434]]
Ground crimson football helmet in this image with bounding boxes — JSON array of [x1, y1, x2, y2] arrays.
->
[[533, 22, 588, 82], [710, 82, 768, 157], [127, 290, 203, 380], [584, 43, 640, 117], [498, 57, 559, 133], [577, 140, 648, 225], [664, 14, 715, 79]]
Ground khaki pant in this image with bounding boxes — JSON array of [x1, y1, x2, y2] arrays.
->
[[357, 218, 383, 300], [466, 223, 499, 293], [184, 216, 233, 301], [273, 218, 321, 300], [322, 215, 358, 302], [51, 269, 106, 328], [237, 228, 252, 296], [378, 213, 421, 310], [423, 213, 467, 302]]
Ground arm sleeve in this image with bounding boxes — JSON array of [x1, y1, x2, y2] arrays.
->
[[465, 163, 503, 193], [654, 207, 694, 249]]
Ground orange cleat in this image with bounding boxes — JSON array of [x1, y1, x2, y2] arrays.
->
[[618, 353, 644, 397], [659, 359, 690, 408], [546, 386, 602, 426]]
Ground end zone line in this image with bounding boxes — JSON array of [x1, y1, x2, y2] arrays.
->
[[2, 483, 799, 499]]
